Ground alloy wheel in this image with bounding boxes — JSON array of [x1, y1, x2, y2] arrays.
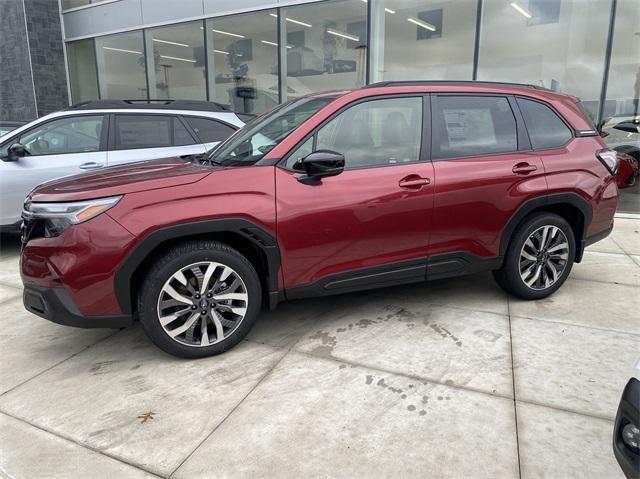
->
[[519, 225, 570, 291], [156, 261, 248, 347]]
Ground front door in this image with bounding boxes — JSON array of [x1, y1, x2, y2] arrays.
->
[[275, 95, 435, 293]]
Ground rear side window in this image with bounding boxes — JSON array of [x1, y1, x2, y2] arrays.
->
[[433, 96, 518, 160], [185, 117, 236, 143], [517, 98, 573, 149], [173, 118, 195, 146], [114, 115, 172, 150]]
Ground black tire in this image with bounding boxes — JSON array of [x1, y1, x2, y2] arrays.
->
[[493, 212, 575, 300], [137, 240, 262, 358]]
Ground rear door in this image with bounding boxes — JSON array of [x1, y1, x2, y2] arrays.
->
[[106, 114, 205, 166], [428, 94, 546, 269]]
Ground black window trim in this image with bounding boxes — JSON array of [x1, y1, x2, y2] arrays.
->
[[109, 112, 198, 151], [514, 95, 576, 152], [182, 115, 239, 144], [278, 93, 432, 173], [0, 113, 109, 156], [430, 93, 530, 163]]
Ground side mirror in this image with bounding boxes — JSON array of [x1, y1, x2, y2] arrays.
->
[[613, 120, 640, 134], [298, 150, 345, 185], [3, 143, 27, 162]]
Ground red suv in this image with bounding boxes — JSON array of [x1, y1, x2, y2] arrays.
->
[[20, 81, 622, 358]]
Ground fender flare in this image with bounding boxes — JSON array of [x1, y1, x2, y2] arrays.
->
[[114, 218, 281, 315], [499, 193, 592, 258]]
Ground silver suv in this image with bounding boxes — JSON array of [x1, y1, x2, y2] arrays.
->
[[0, 100, 248, 228]]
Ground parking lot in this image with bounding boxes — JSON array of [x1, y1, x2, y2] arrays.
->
[[0, 219, 638, 478]]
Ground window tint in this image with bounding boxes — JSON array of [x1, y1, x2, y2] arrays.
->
[[285, 97, 423, 170], [18, 116, 104, 156], [115, 115, 171, 150], [185, 117, 236, 143], [433, 96, 517, 160], [173, 118, 195, 146], [517, 98, 573, 149]]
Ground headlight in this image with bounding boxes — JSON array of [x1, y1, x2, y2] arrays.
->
[[22, 196, 122, 237]]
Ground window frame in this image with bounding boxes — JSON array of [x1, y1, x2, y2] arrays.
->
[[514, 96, 576, 151], [430, 93, 531, 162], [0, 113, 108, 157], [182, 115, 239, 144], [108, 113, 198, 151], [278, 93, 431, 172]]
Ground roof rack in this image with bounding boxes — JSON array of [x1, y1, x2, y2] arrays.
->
[[363, 80, 554, 92], [66, 99, 231, 112]]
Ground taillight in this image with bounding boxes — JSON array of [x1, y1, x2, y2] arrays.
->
[[596, 148, 619, 174]]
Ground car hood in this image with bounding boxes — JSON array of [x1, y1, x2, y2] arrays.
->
[[30, 157, 220, 202]]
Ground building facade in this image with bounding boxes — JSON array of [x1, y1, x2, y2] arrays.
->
[[1, 0, 639, 212]]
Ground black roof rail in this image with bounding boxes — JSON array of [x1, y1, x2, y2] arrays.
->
[[363, 80, 554, 92], [66, 99, 232, 112]]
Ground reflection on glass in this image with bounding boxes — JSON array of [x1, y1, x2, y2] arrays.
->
[[146, 21, 206, 100], [67, 39, 99, 103], [603, 0, 640, 213], [282, 0, 367, 100], [371, 0, 476, 82], [62, 0, 90, 10], [478, 0, 611, 119], [206, 10, 278, 114], [95, 31, 147, 99]]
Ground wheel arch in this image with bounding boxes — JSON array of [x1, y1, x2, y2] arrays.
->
[[114, 219, 281, 316], [499, 193, 592, 262]]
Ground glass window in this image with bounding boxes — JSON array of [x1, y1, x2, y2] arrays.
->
[[211, 96, 335, 166], [433, 95, 517, 159], [602, 0, 640, 214], [185, 117, 236, 143], [114, 115, 172, 150], [517, 98, 572, 149], [146, 21, 206, 100], [95, 31, 147, 99], [285, 97, 423, 169], [370, 0, 476, 82], [62, 0, 90, 9], [206, 10, 278, 115], [173, 118, 195, 146], [281, 0, 367, 100], [18, 116, 104, 156], [66, 39, 99, 103], [477, 0, 611, 120]]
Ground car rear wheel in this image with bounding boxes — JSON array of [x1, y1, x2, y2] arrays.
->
[[493, 212, 575, 300], [137, 240, 261, 358]]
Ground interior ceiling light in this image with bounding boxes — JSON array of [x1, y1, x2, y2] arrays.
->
[[102, 46, 142, 55], [326, 28, 360, 42], [212, 49, 229, 55], [360, 0, 395, 13], [269, 12, 312, 28], [160, 54, 196, 62], [407, 17, 436, 32], [261, 40, 293, 49], [510, 2, 532, 18], [211, 28, 245, 39], [152, 38, 189, 47]]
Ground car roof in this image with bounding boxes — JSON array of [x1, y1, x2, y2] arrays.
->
[[66, 99, 231, 113]]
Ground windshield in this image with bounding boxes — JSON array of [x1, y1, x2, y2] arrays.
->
[[209, 96, 336, 166]]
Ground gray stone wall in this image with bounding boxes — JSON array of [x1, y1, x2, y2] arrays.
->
[[0, 0, 37, 121], [24, 0, 68, 116]]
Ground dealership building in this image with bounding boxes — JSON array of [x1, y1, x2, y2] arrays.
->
[[1, 0, 638, 213]]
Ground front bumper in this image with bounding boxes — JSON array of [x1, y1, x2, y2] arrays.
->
[[23, 284, 132, 329], [613, 377, 640, 479]]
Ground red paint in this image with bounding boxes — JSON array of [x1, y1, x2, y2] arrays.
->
[[21, 83, 618, 318]]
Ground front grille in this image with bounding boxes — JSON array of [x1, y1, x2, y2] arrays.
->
[[20, 212, 44, 250]]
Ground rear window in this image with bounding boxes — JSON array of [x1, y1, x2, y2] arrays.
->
[[517, 98, 573, 149], [432, 95, 518, 160], [185, 117, 236, 143]]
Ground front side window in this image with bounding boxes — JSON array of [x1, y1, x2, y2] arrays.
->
[[517, 98, 572, 149], [17, 115, 104, 156], [210, 96, 336, 166], [114, 115, 172, 150], [285, 96, 423, 169], [432, 95, 517, 160]]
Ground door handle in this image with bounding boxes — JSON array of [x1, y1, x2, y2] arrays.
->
[[512, 162, 538, 175], [79, 162, 104, 170], [399, 175, 431, 189]]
